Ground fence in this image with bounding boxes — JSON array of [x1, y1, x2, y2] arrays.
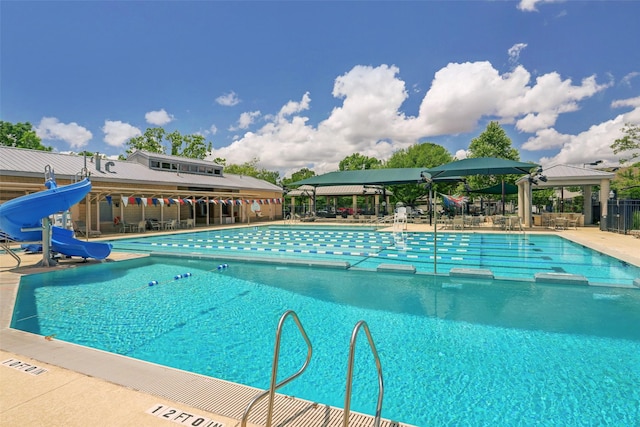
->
[[602, 199, 640, 234]]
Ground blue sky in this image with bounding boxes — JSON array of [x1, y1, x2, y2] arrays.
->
[[2, 0, 639, 177]]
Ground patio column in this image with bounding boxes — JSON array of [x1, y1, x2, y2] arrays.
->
[[600, 178, 610, 220], [374, 194, 380, 216], [352, 195, 358, 216], [583, 186, 592, 225]]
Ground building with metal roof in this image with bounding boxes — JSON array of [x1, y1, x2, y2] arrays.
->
[[516, 163, 615, 227], [0, 146, 284, 233]]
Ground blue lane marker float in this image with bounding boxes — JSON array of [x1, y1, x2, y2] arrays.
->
[[148, 273, 192, 286], [216, 264, 229, 271]]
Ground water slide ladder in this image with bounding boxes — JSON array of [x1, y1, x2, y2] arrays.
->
[[241, 310, 384, 427]]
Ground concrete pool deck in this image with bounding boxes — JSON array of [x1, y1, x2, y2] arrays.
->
[[1, 224, 639, 426]]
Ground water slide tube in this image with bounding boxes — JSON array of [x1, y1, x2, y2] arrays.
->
[[0, 178, 112, 260]]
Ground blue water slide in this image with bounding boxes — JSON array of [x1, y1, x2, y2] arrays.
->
[[51, 227, 112, 259], [0, 178, 112, 260]]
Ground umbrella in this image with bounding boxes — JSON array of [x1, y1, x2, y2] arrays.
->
[[426, 157, 538, 216], [290, 168, 429, 186], [425, 157, 538, 178], [469, 182, 519, 195]]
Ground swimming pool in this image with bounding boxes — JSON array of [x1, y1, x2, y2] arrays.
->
[[11, 256, 640, 426], [107, 226, 640, 287]]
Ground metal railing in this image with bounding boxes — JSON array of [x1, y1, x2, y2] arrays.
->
[[343, 320, 384, 427], [241, 310, 312, 427], [0, 232, 22, 268], [603, 199, 640, 234]]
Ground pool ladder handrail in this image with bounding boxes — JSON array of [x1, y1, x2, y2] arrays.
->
[[343, 320, 384, 427], [241, 310, 313, 427]]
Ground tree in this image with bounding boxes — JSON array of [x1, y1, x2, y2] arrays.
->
[[467, 121, 520, 160], [223, 157, 280, 185], [126, 127, 212, 160], [126, 127, 166, 154], [281, 168, 315, 188], [339, 153, 382, 171], [385, 142, 453, 169], [611, 123, 640, 164], [612, 164, 640, 199], [532, 188, 555, 213], [0, 121, 51, 151], [466, 121, 521, 195], [178, 134, 212, 160], [384, 143, 454, 207]]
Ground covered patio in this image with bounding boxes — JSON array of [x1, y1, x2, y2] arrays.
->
[[516, 164, 615, 228]]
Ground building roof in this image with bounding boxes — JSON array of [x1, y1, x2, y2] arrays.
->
[[0, 146, 282, 193], [516, 163, 615, 187]]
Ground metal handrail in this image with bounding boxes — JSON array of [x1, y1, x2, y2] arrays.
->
[[241, 310, 313, 427], [343, 321, 384, 427], [0, 232, 22, 268]]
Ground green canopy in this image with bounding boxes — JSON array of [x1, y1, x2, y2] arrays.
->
[[426, 157, 538, 178], [289, 168, 429, 187], [469, 182, 519, 195]]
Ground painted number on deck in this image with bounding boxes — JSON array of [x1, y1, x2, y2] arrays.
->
[[147, 404, 225, 427], [1, 358, 48, 375]]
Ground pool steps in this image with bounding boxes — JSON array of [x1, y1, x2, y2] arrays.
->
[[242, 311, 385, 427]]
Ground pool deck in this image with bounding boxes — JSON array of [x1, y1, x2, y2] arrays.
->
[[1, 223, 638, 426]]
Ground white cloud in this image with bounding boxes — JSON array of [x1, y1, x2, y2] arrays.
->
[[230, 111, 261, 131], [620, 72, 640, 87], [209, 124, 218, 135], [209, 62, 614, 177], [417, 62, 609, 135], [527, 97, 640, 167], [611, 96, 640, 109], [454, 149, 468, 160], [508, 43, 528, 66], [517, 0, 562, 12], [102, 120, 141, 147], [35, 117, 92, 148], [216, 91, 240, 106], [145, 109, 174, 126], [278, 92, 311, 118]]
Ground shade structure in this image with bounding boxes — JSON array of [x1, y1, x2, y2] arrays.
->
[[426, 157, 538, 178], [289, 168, 430, 187], [469, 182, 519, 195]]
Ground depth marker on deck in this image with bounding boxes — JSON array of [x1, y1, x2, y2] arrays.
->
[[146, 404, 225, 427], [1, 358, 48, 375]]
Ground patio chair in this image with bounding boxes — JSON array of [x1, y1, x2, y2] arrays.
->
[[73, 220, 101, 237], [120, 220, 134, 233], [492, 216, 506, 230], [136, 220, 147, 233], [567, 214, 580, 230], [165, 219, 177, 230], [452, 217, 464, 230]]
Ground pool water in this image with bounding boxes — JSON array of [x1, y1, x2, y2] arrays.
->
[[107, 226, 640, 287], [12, 257, 640, 426]]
